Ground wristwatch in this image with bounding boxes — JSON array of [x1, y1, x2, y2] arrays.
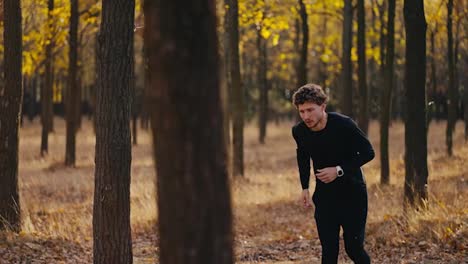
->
[[336, 166, 344, 177]]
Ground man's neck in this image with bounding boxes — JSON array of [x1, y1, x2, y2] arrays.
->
[[310, 112, 328, 132]]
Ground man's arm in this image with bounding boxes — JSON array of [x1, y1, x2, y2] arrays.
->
[[339, 118, 375, 175], [292, 126, 311, 190]]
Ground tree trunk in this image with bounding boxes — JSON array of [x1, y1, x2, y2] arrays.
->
[[65, 0, 78, 166], [380, 0, 395, 185], [93, 0, 134, 263], [144, 1, 234, 263], [221, 1, 231, 176], [141, 33, 150, 131], [0, 0, 23, 233], [446, 0, 455, 156], [357, 0, 368, 134], [465, 54, 468, 140], [257, 24, 268, 144], [341, 0, 353, 117], [40, 0, 54, 156], [226, 0, 244, 176], [428, 29, 437, 125], [296, 0, 308, 89], [48, 2, 55, 132], [318, 18, 328, 90], [132, 116, 137, 145], [403, 0, 428, 207]]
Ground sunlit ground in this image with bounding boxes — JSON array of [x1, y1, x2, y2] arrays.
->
[[0, 117, 466, 263]]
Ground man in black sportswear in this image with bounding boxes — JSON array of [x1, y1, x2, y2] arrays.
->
[[292, 83, 374, 264]]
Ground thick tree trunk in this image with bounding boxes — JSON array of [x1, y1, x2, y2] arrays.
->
[[380, 0, 395, 185], [0, 0, 23, 233], [403, 0, 428, 207], [93, 0, 134, 263], [446, 0, 455, 156], [257, 25, 268, 144], [220, 2, 231, 175], [341, 0, 353, 117], [357, 0, 368, 134], [144, 1, 233, 263], [226, 0, 244, 176], [65, 0, 78, 166]]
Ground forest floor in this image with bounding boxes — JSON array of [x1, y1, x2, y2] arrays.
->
[[0, 118, 467, 264]]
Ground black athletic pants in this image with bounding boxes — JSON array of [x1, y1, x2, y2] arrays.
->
[[313, 187, 370, 264]]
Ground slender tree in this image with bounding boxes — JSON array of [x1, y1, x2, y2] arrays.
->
[[357, 0, 369, 134], [380, 0, 395, 185], [226, 0, 244, 176], [428, 27, 437, 125], [403, 0, 429, 207], [257, 3, 268, 144], [341, 0, 353, 117], [65, 0, 78, 166], [144, 1, 233, 263], [40, 0, 54, 156], [0, 0, 23, 232], [93, 0, 134, 263], [296, 0, 308, 89], [465, 53, 468, 140], [446, 0, 456, 156]]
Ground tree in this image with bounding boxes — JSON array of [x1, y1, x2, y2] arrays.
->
[[40, 0, 55, 156], [380, 0, 395, 185], [0, 0, 23, 232], [257, 1, 268, 144], [403, 0, 429, 207], [357, 0, 368, 134], [296, 0, 308, 89], [257, 18, 268, 144], [65, 0, 78, 166], [341, 0, 353, 117], [227, 0, 244, 176], [144, 0, 234, 262], [446, 0, 456, 156], [93, 0, 134, 263]]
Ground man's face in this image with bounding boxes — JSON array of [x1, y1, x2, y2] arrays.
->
[[297, 101, 326, 129]]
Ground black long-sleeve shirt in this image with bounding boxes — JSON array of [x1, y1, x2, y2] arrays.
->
[[292, 112, 375, 194]]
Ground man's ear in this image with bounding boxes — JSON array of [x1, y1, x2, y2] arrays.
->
[[321, 103, 327, 111]]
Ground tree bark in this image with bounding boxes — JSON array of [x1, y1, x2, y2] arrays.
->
[[341, 0, 353, 117], [403, 0, 428, 207], [144, 1, 234, 263], [93, 0, 134, 263], [65, 0, 78, 166], [0, 0, 23, 233], [380, 0, 395, 185], [226, 0, 244, 176], [357, 0, 368, 134], [446, 0, 456, 156]]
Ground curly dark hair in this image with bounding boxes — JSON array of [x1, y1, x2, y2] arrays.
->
[[292, 83, 328, 106]]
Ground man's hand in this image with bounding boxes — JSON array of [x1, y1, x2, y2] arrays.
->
[[316, 167, 338, 183], [300, 189, 312, 208]]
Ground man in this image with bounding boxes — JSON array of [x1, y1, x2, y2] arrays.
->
[[291, 83, 374, 264]]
